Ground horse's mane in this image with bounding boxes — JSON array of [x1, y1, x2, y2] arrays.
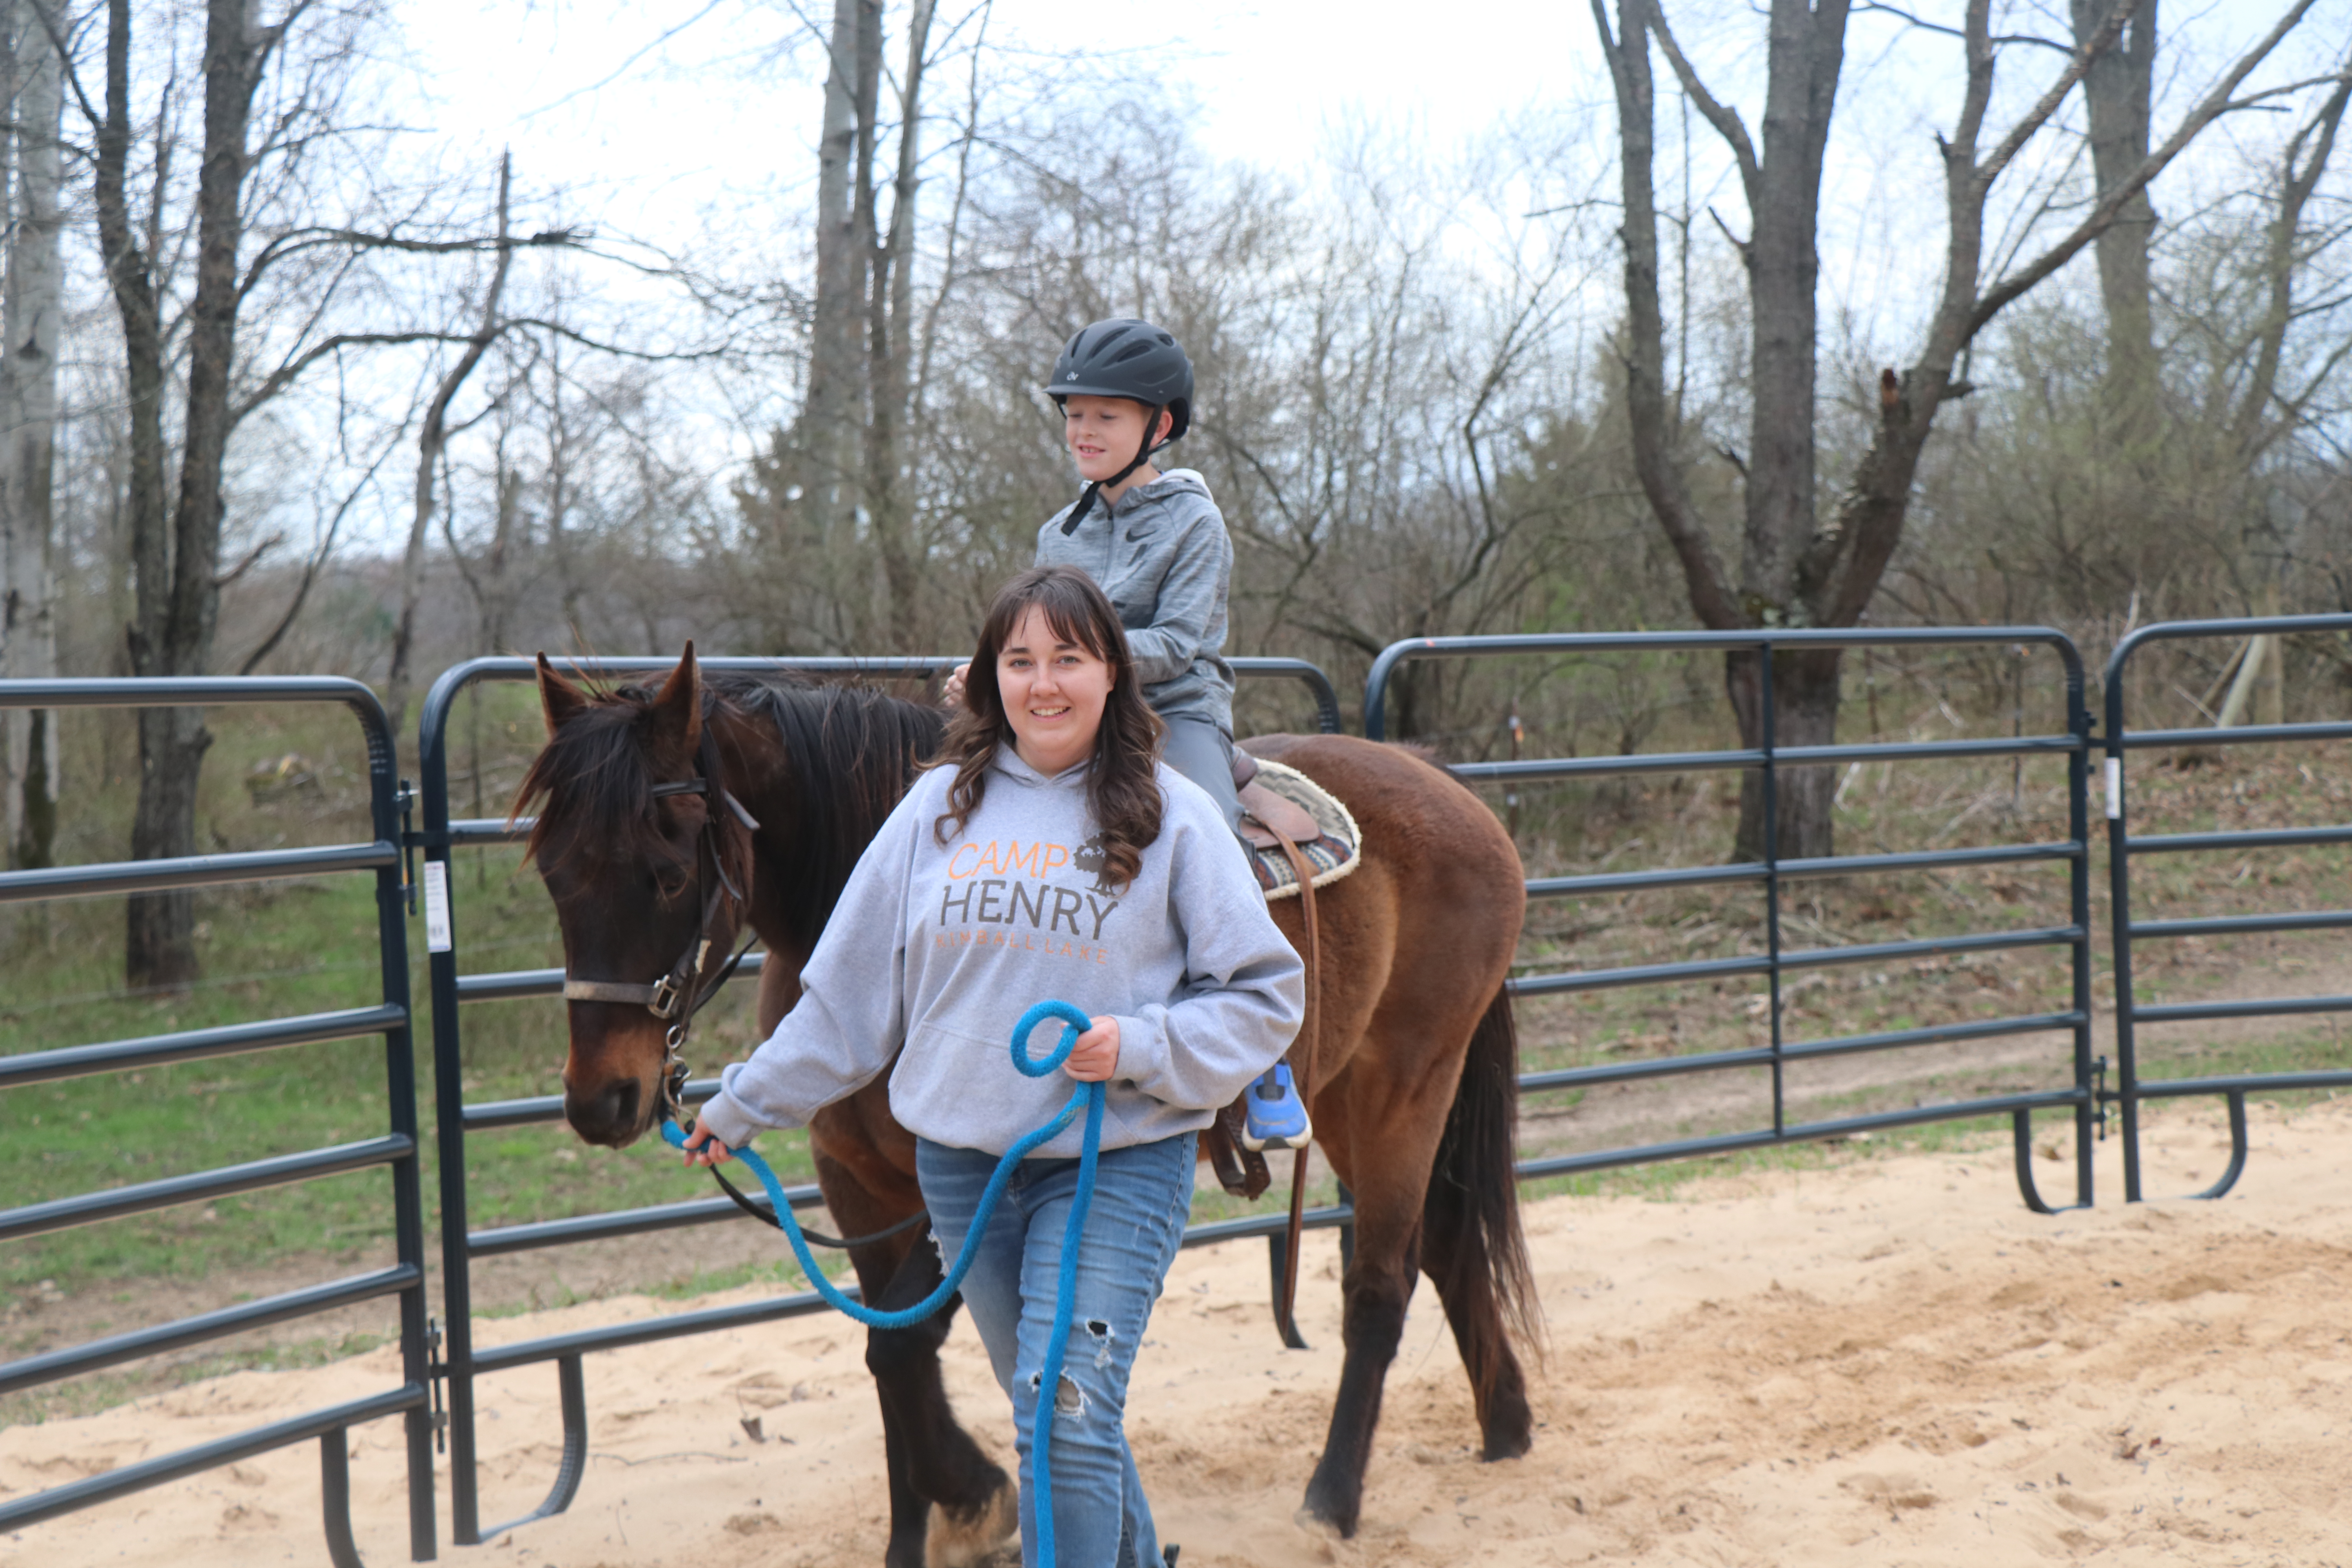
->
[[514, 671, 946, 955]]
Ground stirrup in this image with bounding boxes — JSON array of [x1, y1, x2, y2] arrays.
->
[[1241, 1063, 1311, 1151]]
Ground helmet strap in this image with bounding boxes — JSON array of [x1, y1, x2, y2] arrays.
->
[[1061, 406, 1165, 535]]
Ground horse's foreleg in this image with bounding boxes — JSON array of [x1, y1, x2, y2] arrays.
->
[[860, 1238, 1014, 1568], [817, 1140, 1013, 1568]]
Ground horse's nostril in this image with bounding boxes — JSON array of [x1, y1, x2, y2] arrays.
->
[[568, 1078, 645, 1147]]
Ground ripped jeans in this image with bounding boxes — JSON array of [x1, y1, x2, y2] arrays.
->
[[917, 1131, 1196, 1568]]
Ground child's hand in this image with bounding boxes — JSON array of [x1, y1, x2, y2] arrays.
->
[[1063, 1015, 1121, 1082], [942, 662, 969, 708]]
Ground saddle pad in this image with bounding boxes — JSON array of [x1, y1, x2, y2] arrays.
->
[[1243, 757, 1361, 902]]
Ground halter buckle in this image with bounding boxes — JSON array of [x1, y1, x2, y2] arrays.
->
[[648, 974, 685, 1020]]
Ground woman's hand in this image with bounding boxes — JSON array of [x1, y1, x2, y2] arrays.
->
[[1063, 1015, 1121, 1082], [942, 661, 969, 708], [681, 1121, 735, 1168]]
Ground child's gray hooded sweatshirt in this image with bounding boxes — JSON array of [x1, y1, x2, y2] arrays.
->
[[695, 748, 1303, 1159], [1035, 469, 1236, 735]]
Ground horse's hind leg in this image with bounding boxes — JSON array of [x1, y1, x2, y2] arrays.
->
[[823, 1161, 1014, 1568], [1416, 988, 1536, 1461], [1296, 1077, 1438, 1539]]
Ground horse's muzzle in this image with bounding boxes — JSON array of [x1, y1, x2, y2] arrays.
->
[[565, 1076, 650, 1148]]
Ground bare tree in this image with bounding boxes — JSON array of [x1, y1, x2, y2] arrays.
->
[[92, 0, 285, 987], [786, 0, 947, 650], [75, 0, 557, 985], [385, 152, 516, 731], [1593, 0, 2319, 859], [1, 0, 62, 870]]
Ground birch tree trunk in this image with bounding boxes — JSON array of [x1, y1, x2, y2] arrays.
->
[[1, 0, 62, 869]]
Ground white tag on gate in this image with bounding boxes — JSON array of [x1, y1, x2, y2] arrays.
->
[[2103, 757, 2122, 821], [423, 858, 454, 953]]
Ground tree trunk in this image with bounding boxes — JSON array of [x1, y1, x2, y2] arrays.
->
[[2, 0, 62, 870], [2072, 0, 2158, 418], [1725, 646, 1840, 862], [802, 0, 867, 566], [866, 0, 933, 650], [97, 0, 252, 987]]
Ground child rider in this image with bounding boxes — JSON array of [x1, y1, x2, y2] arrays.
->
[[952, 316, 1308, 1151]]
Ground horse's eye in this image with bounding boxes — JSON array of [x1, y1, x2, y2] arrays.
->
[[651, 865, 692, 901]]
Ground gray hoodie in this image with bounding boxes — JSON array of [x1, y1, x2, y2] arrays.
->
[[696, 748, 1304, 1158], [1035, 468, 1236, 733]]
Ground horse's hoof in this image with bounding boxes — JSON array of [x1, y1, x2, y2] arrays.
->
[[1481, 1428, 1534, 1461], [925, 1483, 1018, 1568], [1292, 1503, 1350, 1541]]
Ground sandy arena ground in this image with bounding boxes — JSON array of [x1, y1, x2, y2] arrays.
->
[[9, 1098, 2352, 1566]]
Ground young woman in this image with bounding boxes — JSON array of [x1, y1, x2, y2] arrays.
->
[[684, 565, 1305, 1568]]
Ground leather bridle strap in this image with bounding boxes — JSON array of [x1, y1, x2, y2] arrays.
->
[[1263, 819, 1323, 1351], [699, 1165, 933, 1249]]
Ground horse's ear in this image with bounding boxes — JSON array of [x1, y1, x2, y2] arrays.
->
[[648, 641, 703, 765], [537, 653, 588, 738]]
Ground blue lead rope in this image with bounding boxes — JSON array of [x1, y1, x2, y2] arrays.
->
[[662, 998, 1103, 1567]]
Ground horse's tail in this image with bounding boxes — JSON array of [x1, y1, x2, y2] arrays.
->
[[1424, 984, 1544, 1359]]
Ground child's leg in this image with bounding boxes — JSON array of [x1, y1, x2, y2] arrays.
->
[[1160, 719, 1312, 1151], [1158, 716, 1245, 840]]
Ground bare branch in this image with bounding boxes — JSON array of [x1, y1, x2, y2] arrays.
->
[[213, 533, 284, 588], [1856, 1, 2071, 51], [1971, 0, 2325, 336], [1646, 0, 1762, 206], [1974, 0, 2139, 197]]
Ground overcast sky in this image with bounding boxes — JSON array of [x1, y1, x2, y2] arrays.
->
[[398, 0, 1605, 238]]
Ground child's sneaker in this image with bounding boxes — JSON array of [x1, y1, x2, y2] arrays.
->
[[1240, 1063, 1311, 1151]]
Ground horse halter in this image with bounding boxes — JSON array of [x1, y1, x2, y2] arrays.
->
[[559, 724, 760, 1121]]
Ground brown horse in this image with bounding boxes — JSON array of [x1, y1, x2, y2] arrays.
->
[[519, 646, 1540, 1566]]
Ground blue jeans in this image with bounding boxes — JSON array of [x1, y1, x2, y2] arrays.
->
[[1160, 716, 1244, 838], [918, 1132, 1196, 1568]]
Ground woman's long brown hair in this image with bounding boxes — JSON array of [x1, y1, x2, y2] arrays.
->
[[933, 566, 1166, 889]]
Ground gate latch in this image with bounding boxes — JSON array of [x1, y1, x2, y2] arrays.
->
[[397, 779, 419, 915], [426, 1314, 448, 1453], [2093, 1055, 2109, 1140]]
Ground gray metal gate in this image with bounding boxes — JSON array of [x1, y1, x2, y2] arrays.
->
[[1364, 626, 2102, 1211], [412, 652, 1344, 1544], [2102, 614, 2352, 1200], [0, 676, 434, 1564]]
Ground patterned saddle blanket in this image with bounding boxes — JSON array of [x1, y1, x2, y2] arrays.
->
[[1238, 755, 1361, 901]]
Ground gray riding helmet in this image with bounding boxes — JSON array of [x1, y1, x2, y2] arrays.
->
[[1044, 318, 1193, 442]]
